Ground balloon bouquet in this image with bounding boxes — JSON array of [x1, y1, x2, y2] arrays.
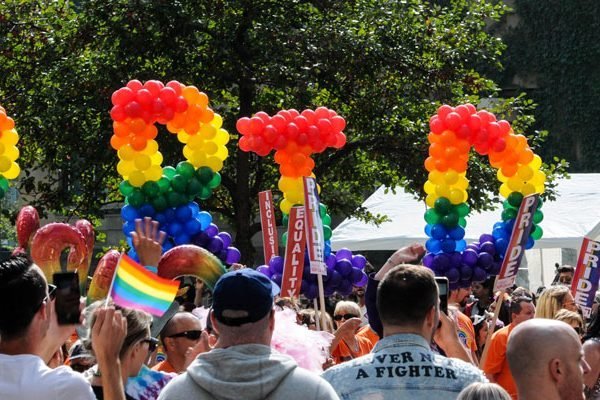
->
[[422, 104, 546, 288], [0, 106, 20, 199], [236, 108, 368, 298]]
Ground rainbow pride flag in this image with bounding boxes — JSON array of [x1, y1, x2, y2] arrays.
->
[[110, 255, 179, 317]]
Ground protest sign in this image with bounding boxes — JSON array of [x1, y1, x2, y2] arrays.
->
[[303, 177, 326, 275], [280, 206, 306, 298], [259, 190, 279, 263], [571, 237, 600, 318]]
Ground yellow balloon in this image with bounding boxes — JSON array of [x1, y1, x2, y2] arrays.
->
[[145, 165, 163, 181], [216, 146, 228, 161], [530, 154, 542, 170], [435, 183, 451, 198], [190, 151, 207, 168], [517, 165, 533, 181], [280, 199, 293, 214], [424, 180, 435, 195], [428, 170, 444, 185], [134, 154, 151, 170], [0, 156, 11, 172], [177, 131, 190, 144], [205, 156, 223, 172], [129, 170, 145, 187], [1, 130, 19, 146], [426, 194, 437, 208], [279, 176, 295, 193], [455, 176, 469, 191], [535, 184, 545, 194], [199, 124, 216, 140], [449, 189, 466, 205], [118, 145, 135, 161], [286, 189, 303, 204], [499, 183, 511, 199], [507, 176, 523, 192], [530, 170, 546, 187], [215, 129, 230, 145], [5, 146, 19, 161], [142, 140, 159, 155], [117, 160, 134, 177], [522, 183, 536, 195], [210, 114, 223, 129], [204, 142, 218, 155], [0, 142, 5, 155], [187, 135, 204, 150], [497, 169, 508, 183], [150, 151, 163, 165], [444, 170, 459, 185], [3, 162, 20, 179]]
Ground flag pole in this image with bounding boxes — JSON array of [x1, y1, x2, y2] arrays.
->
[[104, 253, 123, 308]]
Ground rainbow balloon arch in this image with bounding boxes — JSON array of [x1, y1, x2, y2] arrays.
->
[[422, 104, 545, 289]]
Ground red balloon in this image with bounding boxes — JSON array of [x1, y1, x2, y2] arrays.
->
[[429, 116, 445, 134], [159, 87, 178, 105], [334, 132, 347, 148], [249, 117, 265, 135], [437, 105, 454, 120], [236, 117, 251, 135], [465, 103, 477, 114], [307, 125, 320, 142], [174, 96, 188, 113], [455, 105, 471, 121], [111, 88, 135, 106], [125, 101, 142, 118], [317, 118, 332, 134], [456, 124, 471, 140], [288, 109, 300, 119], [126, 80, 143, 92], [166, 80, 182, 95], [498, 120, 511, 136], [144, 80, 164, 96], [162, 107, 174, 121], [274, 136, 287, 150], [152, 98, 165, 114], [297, 133, 308, 146], [136, 89, 154, 108], [315, 107, 330, 119], [110, 105, 127, 122], [278, 110, 292, 122], [301, 109, 317, 124], [263, 125, 278, 144], [293, 116, 309, 132], [331, 116, 346, 132], [487, 122, 500, 141], [468, 114, 482, 132], [255, 111, 270, 124], [271, 115, 287, 132], [286, 123, 299, 140], [445, 112, 462, 130], [492, 138, 507, 152]]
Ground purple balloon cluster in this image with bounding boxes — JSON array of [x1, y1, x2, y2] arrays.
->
[[191, 224, 242, 265], [257, 248, 369, 299], [423, 233, 502, 290]]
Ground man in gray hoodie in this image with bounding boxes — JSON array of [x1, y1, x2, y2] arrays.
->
[[157, 268, 339, 400]]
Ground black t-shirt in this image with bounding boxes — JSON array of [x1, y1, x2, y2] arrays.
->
[[92, 385, 136, 400]]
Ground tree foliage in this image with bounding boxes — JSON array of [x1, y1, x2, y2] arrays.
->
[[0, 0, 566, 262]]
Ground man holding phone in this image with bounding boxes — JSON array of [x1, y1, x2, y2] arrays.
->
[[0, 254, 126, 400]]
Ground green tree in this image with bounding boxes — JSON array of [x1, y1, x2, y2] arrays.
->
[[0, 0, 566, 263]]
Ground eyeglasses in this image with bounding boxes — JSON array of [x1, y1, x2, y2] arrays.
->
[[334, 313, 358, 321], [141, 337, 159, 353], [167, 330, 202, 340], [35, 284, 57, 311]]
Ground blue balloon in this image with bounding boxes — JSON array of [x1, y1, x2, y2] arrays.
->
[[426, 239, 442, 253], [174, 233, 190, 245], [154, 212, 167, 226], [176, 205, 193, 222], [198, 211, 212, 230], [441, 239, 456, 253], [495, 238, 509, 256], [431, 224, 447, 240], [449, 226, 465, 241], [492, 227, 506, 240], [425, 224, 432, 236], [139, 204, 156, 218], [525, 236, 535, 249], [162, 241, 173, 252], [164, 208, 176, 222], [127, 248, 139, 261], [324, 241, 332, 257], [189, 202, 200, 216], [121, 205, 139, 222], [167, 222, 183, 237], [185, 219, 203, 235], [455, 240, 467, 252], [122, 221, 136, 236]]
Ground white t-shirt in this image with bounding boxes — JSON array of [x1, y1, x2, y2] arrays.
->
[[0, 353, 95, 400]]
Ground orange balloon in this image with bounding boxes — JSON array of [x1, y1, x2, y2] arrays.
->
[[128, 118, 146, 134], [501, 162, 518, 177], [518, 148, 535, 164], [110, 135, 128, 150], [424, 157, 436, 172], [439, 130, 456, 146], [131, 136, 147, 151], [113, 121, 130, 138], [429, 143, 446, 158], [199, 108, 215, 123], [435, 158, 448, 172], [428, 133, 441, 144]]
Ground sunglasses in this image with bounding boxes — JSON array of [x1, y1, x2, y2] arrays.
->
[[334, 313, 358, 321], [35, 284, 57, 311], [141, 337, 159, 353], [168, 330, 202, 340]]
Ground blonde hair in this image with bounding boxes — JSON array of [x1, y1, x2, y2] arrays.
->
[[535, 285, 570, 319], [554, 309, 582, 327], [457, 382, 512, 400], [334, 300, 361, 317]]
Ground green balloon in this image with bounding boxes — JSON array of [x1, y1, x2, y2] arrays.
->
[[533, 210, 544, 224], [171, 174, 188, 193], [458, 216, 467, 228], [281, 231, 288, 245], [152, 195, 168, 211], [531, 225, 543, 240], [502, 200, 516, 211], [119, 180, 134, 197], [323, 225, 332, 240], [208, 172, 221, 189], [501, 208, 517, 221], [319, 203, 328, 218], [199, 186, 212, 200], [163, 166, 177, 179], [128, 190, 145, 208], [157, 177, 170, 194], [167, 191, 186, 207], [424, 209, 441, 224], [186, 177, 203, 196], [142, 181, 160, 198], [456, 203, 470, 217], [197, 166, 213, 184], [507, 192, 524, 208], [434, 197, 452, 215], [322, 214, 332, 226], [282, 214, 289, 227], [0, 186, 5, 199], [176, 161, 195, 178], [441, 212, 459, 228]]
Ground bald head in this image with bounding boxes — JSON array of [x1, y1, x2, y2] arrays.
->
[[162, 312, 202, 337], [507, 319, 589, 400]]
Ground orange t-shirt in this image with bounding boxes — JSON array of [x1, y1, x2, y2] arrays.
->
[[453, 309, 478, 354], [482, 324, 517, 399], [331, 335, 373, 364], [357, 325, 379, 348], [152, 359, 177, 373]]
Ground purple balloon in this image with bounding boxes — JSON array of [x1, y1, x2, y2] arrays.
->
[[304, 283, 318, 299], [450, 252, 463, 268], [478, 252, 493, 268], [338, 279, 353, 296], [460, 265, 473, 280], [225, 247, 241, 264], [256, 265, 271, 278], [462, 249, 478, 267], [205, 223, 219, 237], [351, 255, 367, 270], [479, 234, 494, 244], [271, 273, 282, 287], [326, 254, 337, 270], [328, 270, 342, 287], [480, 241, 496, 256], [218, 232, 232, 248], [432, 254, 450, 272], [207, 236, 224, 254], [355, 272, 368, 287], [191, 231, 210, 247], [336, 259, 353, 277], [335, 248, 353, 261], [446, 268, 460, 283], [490, 261, 502, 275], [218, 249, 228, 261], [350, 267, 363, 284], [269, 256, 284, 274], [472, 267, 487, 282], [422, 253, 435, 268]]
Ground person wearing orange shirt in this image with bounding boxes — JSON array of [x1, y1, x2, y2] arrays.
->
[[330, 301, 373, 364], [153, 312, 204, 374], [482, 296, 536, 399]]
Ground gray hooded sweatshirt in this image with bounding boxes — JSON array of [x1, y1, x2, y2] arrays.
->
[[157, 344, 339, 400]]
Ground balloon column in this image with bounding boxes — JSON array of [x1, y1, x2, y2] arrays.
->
[[422, 104, 546, 288], [110, 80, 240, 266], [237, 108, 368, 298], [0, 106, 21, 199]]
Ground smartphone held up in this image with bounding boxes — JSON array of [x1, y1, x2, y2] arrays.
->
[[53, 272, 81, 325]]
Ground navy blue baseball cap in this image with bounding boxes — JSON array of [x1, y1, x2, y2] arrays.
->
[[212, 268, 280, 326]]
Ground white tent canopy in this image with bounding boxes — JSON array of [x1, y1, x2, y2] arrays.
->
[[331, 174, 600, 288]]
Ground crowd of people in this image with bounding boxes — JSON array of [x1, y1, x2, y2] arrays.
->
[[0, 223, 595, 400]]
